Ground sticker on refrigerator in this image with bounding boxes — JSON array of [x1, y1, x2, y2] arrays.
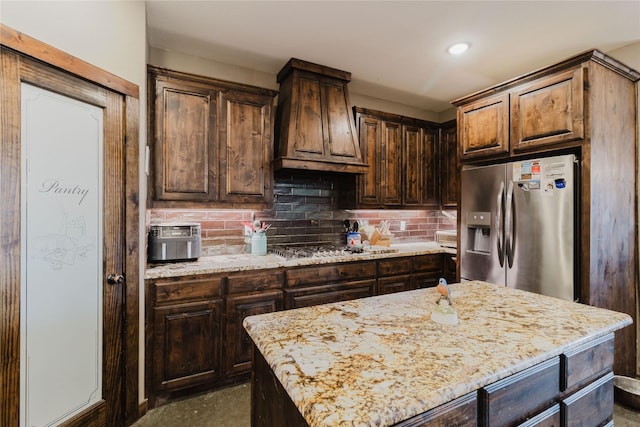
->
[[513, 160, 541, 189], [543, 179, 555, 196]]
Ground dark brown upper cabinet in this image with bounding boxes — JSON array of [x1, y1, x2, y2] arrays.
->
[[455, 57, 588, 162], [274, 58, 367, 174], [440, 120, 458, 209], [354, 107, 440, 208], [148, 66, 277, 208]]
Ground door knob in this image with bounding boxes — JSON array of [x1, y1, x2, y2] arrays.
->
[[107, 274, 125, 285]]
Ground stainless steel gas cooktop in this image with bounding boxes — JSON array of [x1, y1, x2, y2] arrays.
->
[[272, 244, 397, 260]]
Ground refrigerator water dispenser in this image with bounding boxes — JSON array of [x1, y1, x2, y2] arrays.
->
[[466, 212, 491, 254]]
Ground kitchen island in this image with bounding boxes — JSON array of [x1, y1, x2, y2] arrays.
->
[[243, 281, 632, 426]]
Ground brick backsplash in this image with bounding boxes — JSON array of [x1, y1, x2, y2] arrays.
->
[[148, 170, 456, 256]]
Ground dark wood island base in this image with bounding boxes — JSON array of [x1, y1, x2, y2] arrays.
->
[[252, 333, 615, 426]]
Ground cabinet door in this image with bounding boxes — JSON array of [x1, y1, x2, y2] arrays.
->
[[224, 291, 283, 376], [152, 300, 222, 392], [440, 122, 459, 208], [218, 89, 274, 204], [403, 123, 424, 206], [380, 120, 403, 205], [402, 122, 439, 207], [459, 92, 510, 160], [152, 78, 217, 201], [357, 115, 383, 205], [511, 67, 584, 152]]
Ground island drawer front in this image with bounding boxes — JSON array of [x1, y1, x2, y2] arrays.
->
[[394, 391, 477, 427], [560, 371, 613, 427], [515, 404, 560, 427], [413, 254, 443, 272], [560, 333, 614, 392], [284, 279, 376, 309], [378, 274, 412, 295], [152, 276, 224, 305], [378, 257, 412, 276], [226, 270, 284, 295], [285, 261, 377, 287], [479, 357, 560, 427]]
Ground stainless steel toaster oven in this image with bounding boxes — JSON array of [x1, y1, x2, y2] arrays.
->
[[148, 223, 201, 262]]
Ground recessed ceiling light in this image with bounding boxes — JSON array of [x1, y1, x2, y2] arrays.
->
[[448, 42, 470, 55]]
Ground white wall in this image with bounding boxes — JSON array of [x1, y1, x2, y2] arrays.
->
[[148, 46, 444, 123], [2, 0, 148, 403]]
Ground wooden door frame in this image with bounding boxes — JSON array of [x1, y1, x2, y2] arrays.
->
[[0, 24, 140, 426]]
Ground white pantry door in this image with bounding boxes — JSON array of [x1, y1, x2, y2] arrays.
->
[[20, 83, 104, 426]]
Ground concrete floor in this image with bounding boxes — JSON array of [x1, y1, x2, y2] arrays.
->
[[133, 382, 640, 427]]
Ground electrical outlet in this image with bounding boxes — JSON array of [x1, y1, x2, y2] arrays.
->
[[400, 220, 406, 231]]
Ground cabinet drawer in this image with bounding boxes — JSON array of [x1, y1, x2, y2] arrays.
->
[[479, 357, 559, 426], [516, 404, 560, 427], [378, 257, 412, 276], [226, 270, 283, 295], [285, 261, 376, 287], [396, 391, 477, 427], [378, 275, 412, 295], [284, 279, 375, 309], [413, 254, 443, 273], [152, 276, 223, 305], [561, 333, 613, 392], [413, 272, 440, 289], [561, 372, 613, 427]]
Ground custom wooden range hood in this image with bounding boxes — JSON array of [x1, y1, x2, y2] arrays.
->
[[274, 58, 368, 174]]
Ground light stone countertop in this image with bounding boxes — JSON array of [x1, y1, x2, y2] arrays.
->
[[144, 241, 452, 279], [243, 281, 632, 427]]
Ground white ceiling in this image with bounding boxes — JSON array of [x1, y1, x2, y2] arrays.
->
[[146, 0, 640, 113]]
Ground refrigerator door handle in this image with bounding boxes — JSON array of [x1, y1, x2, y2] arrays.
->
[[505, 180, 515, 268], [496, 181, 505, 267]]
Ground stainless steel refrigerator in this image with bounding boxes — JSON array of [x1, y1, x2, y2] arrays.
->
[[460, 153, 577, 301]]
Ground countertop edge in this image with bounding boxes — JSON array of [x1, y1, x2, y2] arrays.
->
[[144, 242, 453, 279]]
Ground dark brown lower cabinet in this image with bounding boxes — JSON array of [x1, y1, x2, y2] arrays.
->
[[148, 276, 224, 406], [152, 299, 223, 393], [147, 254, 448, 407]]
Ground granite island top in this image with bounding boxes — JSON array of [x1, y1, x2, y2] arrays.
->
[[243, 281, 632, 427], [145, 241, 452, 279]]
